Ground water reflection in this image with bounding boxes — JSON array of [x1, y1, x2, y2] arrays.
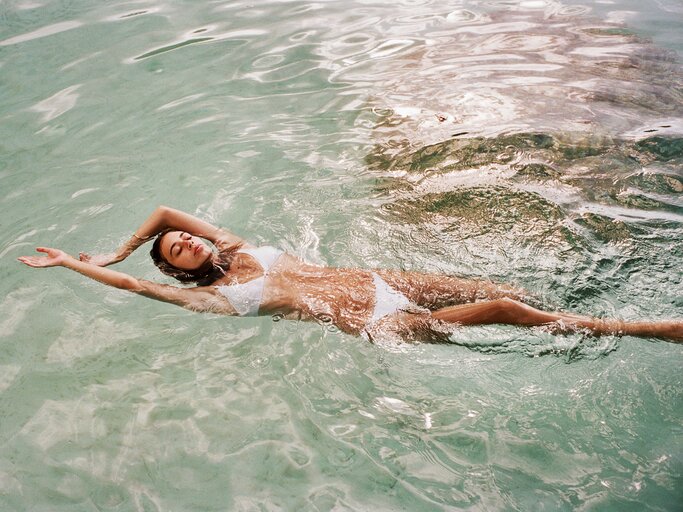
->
[[1, 0, 682, 510], [359, 17, 681, 144], [346, 0, 683, 358]]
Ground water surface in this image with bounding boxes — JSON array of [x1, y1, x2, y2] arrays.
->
[[1, 0, 682, 510]]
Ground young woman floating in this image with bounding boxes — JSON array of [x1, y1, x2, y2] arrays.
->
[[18, 206, 683, 343]]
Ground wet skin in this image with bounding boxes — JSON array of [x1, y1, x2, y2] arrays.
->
[[17, 205, 683, 344], [153, 234, 683, 342], [17, 241, 683, 343], [160, 231, 213, 271]]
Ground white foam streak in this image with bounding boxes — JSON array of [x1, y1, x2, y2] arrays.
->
[[30, 85, 82, 123], [0, 21, 82, 46]]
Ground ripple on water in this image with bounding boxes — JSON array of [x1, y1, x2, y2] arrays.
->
[[129, 27, 268, 62], [1, 0, 682, 510], [29, 84, 82, 123], [0, 20, 83, 46]]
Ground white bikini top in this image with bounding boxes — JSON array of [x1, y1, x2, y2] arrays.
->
[[215, 246, 284, 316]]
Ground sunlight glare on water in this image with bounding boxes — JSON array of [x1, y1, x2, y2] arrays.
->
[[1, 0, 682, 510]]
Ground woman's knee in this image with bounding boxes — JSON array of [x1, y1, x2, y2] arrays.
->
[[491, 298, 532, 322]]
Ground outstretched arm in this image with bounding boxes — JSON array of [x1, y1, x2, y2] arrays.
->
[[80, 205, 249, 266], [19, 247, 227, 313]]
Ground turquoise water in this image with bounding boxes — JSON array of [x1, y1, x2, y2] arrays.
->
[[1, 0, 682, 510]]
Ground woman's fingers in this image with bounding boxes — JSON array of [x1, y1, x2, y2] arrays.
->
[[37, 247, 59, 256], [17, 247, 65, 268], [18, 248, 48, 261], [17, 256, 43, 267]]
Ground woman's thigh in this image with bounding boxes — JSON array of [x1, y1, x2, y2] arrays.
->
[[365, 300, 563, 344], [364, 311, 455, 344], [375, 269, 528, 310]]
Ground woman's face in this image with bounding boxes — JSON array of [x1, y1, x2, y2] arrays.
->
[[159, 231, 213, 271]]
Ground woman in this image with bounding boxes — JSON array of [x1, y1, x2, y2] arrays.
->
[[18, 206, 683, 343]]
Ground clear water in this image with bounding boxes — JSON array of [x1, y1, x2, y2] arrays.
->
[[1, 0, 682, 510]]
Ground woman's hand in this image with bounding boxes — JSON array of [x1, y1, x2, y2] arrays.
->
[[18, 247, 72, 268], [79, 252, 120, 266]]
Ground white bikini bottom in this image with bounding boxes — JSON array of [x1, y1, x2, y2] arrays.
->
[[361, 273, 427, 340]]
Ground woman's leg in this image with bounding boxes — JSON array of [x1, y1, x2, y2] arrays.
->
[[431, 298, 683, 342], [375, 269, 531, 309]]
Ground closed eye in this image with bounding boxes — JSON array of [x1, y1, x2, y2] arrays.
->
[[171, 234, 188, 258]]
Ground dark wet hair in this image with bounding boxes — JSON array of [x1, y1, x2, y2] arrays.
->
[[150, 231, 236, 286]]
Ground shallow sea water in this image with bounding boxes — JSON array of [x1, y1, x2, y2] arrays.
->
[[1, 0, 682, 510]]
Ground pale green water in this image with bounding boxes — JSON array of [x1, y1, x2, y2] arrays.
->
[[1, 0, 682, 510]]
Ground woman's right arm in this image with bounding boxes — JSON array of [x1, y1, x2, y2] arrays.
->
[[19, 247, 224, 313], [80, 205, 248, 266]]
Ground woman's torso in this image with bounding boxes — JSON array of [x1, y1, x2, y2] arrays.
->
[[210, 248, 377, 335]]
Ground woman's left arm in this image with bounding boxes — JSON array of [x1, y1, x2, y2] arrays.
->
[[79, 206, 172, 266], [80, 205, 250, 267]]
